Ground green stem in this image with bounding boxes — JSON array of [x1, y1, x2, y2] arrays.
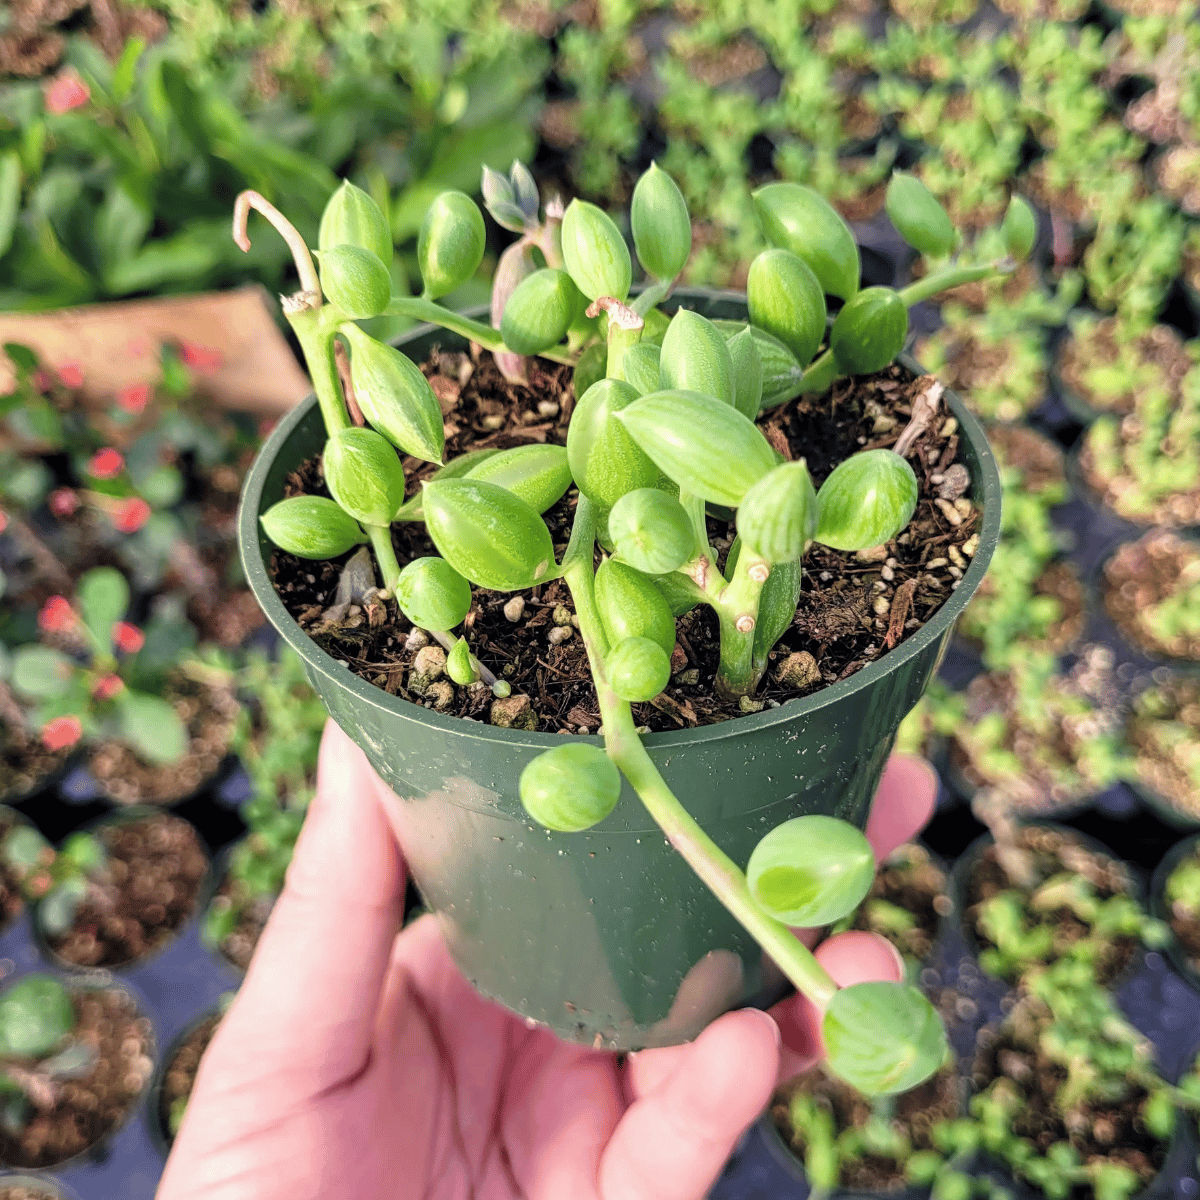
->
[[561, 527, 838, 1012], [383, 296, 575, 364], [367, 524, 402, 593], [677, 491, 709, 559], [288, 307, 351, 435], [797, 349, 838, 396], [632, 279, 672, 316], [597, 298, 644, 380], [713, 547, 769, 697], [897, 258, 1012, 308]]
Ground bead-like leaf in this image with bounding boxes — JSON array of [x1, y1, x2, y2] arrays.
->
[[520, 743, 621, 832], [567, 378, 660, 508], [746, 814, 875, 926], [631, 162, 691, 282], [418, 191, 486, 300], [445, 637, 477, 684], [319, 180, 393, 265], [815, 449, 918, 552], [394, 557, 472, 631], [659, 308, 734, 406], [260, 496, 365, 559], [885, 173, 956, 259], [726, 325, 763, 419], [752, 182, 860, 301], [1001, 195, 1037, 261], [606, 636, 670, 702], [500, 268, 584, 355], [319, 244, 391, 319], [463, 444, 572, 514], [341, 323, 445, 464], [736, 460, 815, 564], [595, 558, 677, 656], [622, 342, 661, 395], [829, 287, 908, 376], [323, 427, 407, 527], [423, 479, 555, 591], [394, 449, 501, 522], [560, 199, 631, 302], [746, 249, 826, 369], [823, 982, 947, 1096], [712, 320, 805, 409], [608, 488, 696, 576], [116, 688, 188, 765], [614, 390, 775, 507], [0, 975, 74, 1058]]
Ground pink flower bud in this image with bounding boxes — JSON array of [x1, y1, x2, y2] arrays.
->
[[111, 622, 145, 654], [112, 498, 151, 533], [38, 596, 76, 633], [41, 715, 83, 751], [48, 488, 81, 518], [45, 73, 89, 115], [180, 341, 223, 373], [92, 674, 125, 701], [56, 362, 84, 388], [89, 447, 125, 479], [116, 382, 151, 414]]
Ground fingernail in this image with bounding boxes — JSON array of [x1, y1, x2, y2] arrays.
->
[[745, 1007, 782, 1048], [883, 937, 906, 981]]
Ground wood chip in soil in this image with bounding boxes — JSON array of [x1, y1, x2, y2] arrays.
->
[[87, 676, 239, 805], [0, 987, 153, 1170], [46, 813, 209, 969], [159, 1013, 220, 1145], [963, 825, 1138, 985], [271, 350, 982, 734]]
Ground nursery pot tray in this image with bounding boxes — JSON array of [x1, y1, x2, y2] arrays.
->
[[238, 289, 1002, 1050]]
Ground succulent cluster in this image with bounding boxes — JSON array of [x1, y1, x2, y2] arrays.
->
[[240, 160, 1029, 1094]]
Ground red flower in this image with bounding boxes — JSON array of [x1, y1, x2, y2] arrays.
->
[[180, 341, 223, 373], [38, 596, 76, 633], [92, 673, 125, 701], [56, 362, 84, 389], [44, 73, 89, 115], [88, 447, 125, 479], [112, 498, 151, 533], [41, 715, 83, 751], [111, 622, 144, 654], [116, 382, 151, 414], [48, 488, 81, 518]]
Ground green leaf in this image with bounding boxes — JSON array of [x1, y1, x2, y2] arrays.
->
[[463, 443, 573, 514], [0, 152, 20, 262], [726, 326, 763, 419], [393, 449, 501, 521], [752, 182, 860, 301], [631, 162, 691, 282], [736, 460, 815, 564], [418, 190, 486, 301], [320, 245, 391, 320], [340, 324, 444, 464], [93, 181, 152, 276], [116, 689, 188, 765], [823, 981, 947, 1095], [445, 636, 476, 684], [746, 815, 875, 926], [560, 199, 631, 303], [76, 566, 129, 652], [614, 390, 775, 507], [393, 557, 472, 631], [606, 636, 670, 702], [110, 37, 145, 104], [746, 248, 826, 369], [659, 309, 734, 406], [323, 427, 407, 527], [422, 479, 555, 591], [594, 558, 677, 656], [829, 287, 908, 376], [754, 557, 802, 662], [607, 488, 695, 576], [319, 180, 393, 266], [260, 496, 366, 559], [11, 646, 74, 699], [885, 173, 956, 259], [815, 449, 918, 552], [567, 378, 660, 508], [1001, 195, 1037, 261], [38, 877, 86, 937], [0, 975, 74, 1058], [500, 268, 584, 355], [621, 342, 661, 395], [520, 743, 621, 832]]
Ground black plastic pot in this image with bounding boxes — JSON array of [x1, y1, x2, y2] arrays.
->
[[0, 1173, 82, 1199], [1150, 834, 1200, 994], [146, 1003, 224, 1158], [237, 288, 1003, 1050]]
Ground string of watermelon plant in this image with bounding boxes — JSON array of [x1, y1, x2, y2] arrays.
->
[[237, 163, 1032, 1096]]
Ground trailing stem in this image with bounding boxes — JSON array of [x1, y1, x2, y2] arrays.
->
[[562, 498, 839, 1011], [384, 296, 576, 364]]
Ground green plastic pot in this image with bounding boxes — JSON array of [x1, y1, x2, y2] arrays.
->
[[237, 288, 1001, 1051]]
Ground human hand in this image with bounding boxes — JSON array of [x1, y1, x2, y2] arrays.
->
[[157, 721, 936, 1200]]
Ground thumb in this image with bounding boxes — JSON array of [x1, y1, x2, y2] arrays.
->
[[197, 719, 404, 1094]]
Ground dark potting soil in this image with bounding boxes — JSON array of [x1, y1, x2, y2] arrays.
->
[[0, 987, 154, 1170], [0, 812, 28, 935], [771, 1065, 960, 1191], [46, 812, 208, 969], [964, 825, 1139, 985], [88, 675, 239, 805], [0, 711, 69, 805], [1102, 529, 1200, 663], [208, 875, 272, 971], [845, 842, 951, 964], [986, 422, 1066, 498], [1079, 433, 1200, 530], [1057, 320, 1191, 418], [1164, 851, 1200, 972], [271, 349, 982, 733], [1127, 676, 1200, 817], [159, 1013, 220, 1145], [970, 1011, 1167, 1190]]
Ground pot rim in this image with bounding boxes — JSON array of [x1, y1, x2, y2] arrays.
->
[[1149, 831, 1200, 989], [238, 290, 1002, 751]]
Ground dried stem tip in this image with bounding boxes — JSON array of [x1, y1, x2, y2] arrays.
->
[[233, 190, 322, 305]]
